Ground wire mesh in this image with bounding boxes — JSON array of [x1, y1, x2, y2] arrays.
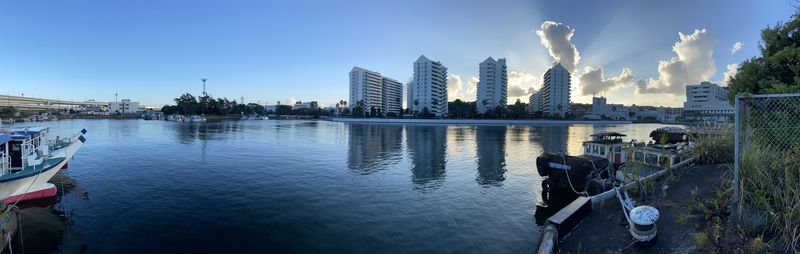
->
[[733, 93, 800, 221]]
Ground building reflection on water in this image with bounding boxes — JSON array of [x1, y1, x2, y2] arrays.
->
[[346, 124, 403, 174], [475, 126, 507, 186], [406, 125, 447, 190], [528, 126, 570, 154]]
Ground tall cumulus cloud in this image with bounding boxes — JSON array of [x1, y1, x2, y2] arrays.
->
[[536, 21, 580, 73], [577, 66, 635, 95], [636, 29, 717, 95]]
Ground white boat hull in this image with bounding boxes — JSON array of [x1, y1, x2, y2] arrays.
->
[[0, 132, 84, 203]]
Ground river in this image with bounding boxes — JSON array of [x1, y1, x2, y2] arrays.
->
[[5, 119, 676, 253]]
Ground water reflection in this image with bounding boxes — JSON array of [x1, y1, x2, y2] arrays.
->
[[529, 126, 570, 153], [475, 127, 507, 186], [15, 172, 87, 254], [406, 125, 447, 190], [346, 124, 403, 174]]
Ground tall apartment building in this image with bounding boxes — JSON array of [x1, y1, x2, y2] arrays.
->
[[381, 78, 403, 115], [410, 55, 448, 117], [349, 66, 403, 115], [477, 57, 508, 113], [683, 81, 733, 122], [528, 63, 571, 118]]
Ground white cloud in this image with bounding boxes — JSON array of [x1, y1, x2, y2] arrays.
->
[[536, 21, 581, 73], [508, 71, 539, 90], [506, 71, 538, 102], [447, 74, 477, 101], [722, 63, 738, 85], [636, 29, 717, 95], [731, 41, 743, 55], [284, 98, 297, 105], [576, 66, 635, 96]]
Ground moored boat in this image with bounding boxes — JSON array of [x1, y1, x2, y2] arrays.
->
[[536, 129, 695, 202], [0, 127, 86, 204]]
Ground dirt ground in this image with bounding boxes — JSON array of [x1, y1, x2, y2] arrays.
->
[[558, 164, 727, 254]]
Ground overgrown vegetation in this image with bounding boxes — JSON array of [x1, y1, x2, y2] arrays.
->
[[691, 125, 734, 164], [739, 142, 800, 250], [688, 182, 770, 253]]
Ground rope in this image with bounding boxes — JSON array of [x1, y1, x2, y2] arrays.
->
[[4, 159, 48, 213], [60, 172, 71, 251], [560, 154, 588, 197]]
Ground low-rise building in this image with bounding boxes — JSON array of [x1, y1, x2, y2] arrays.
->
[[588, 97, 629, 120], [293, 101, 318, 110], [109, 99, 140, 114]]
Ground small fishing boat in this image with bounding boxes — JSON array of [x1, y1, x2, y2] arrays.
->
[[188, 115, 207, 122], [0, 126, 86, 204], [166, 115, 185, 121]]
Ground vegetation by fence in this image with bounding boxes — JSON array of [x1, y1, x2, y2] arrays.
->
[[734, 93, 800, 250]]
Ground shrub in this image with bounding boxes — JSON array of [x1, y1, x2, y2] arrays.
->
[[691, 125, 734, 164]]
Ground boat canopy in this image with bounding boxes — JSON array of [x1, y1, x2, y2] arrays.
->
[[0, 135, 10, 144], [588, 132, 626, 143], [591, 132, 626, 137]]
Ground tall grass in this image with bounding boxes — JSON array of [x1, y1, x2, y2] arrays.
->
[[740, 142, 800, 250], [691, 125, 734, 164]]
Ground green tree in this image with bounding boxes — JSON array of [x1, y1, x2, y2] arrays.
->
[[729, 12, 800, 100], [174, 93, 199, 115], [507, 99, 528, 119], [0, 107, 16, 118]]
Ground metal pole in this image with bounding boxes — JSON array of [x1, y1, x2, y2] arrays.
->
[[732, 94, 740, 223]]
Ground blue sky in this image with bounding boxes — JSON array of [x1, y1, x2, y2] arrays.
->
[[0, 0, 795, 107]]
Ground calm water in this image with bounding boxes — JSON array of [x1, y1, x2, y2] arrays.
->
[[7, 119, 675, 253]]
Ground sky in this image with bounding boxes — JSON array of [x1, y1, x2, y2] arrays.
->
[[0, 0, 796, 107]]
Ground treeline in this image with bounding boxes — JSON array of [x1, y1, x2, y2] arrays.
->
[[447, 99, 529, 119], [161, 93, 265, 115], [161, 93, 332, 117]]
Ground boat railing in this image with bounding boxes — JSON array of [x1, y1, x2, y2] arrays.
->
[[0, 151, 8, 175]]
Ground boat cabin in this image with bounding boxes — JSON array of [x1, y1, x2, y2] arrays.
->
[[629, 142, 692, 169], [2, 127, 50, 172], [583, 132, 627, 165]]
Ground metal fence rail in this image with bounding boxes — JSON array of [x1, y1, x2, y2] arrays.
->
[[733, 93, 800, 220]]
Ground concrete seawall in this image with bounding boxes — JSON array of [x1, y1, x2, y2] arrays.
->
[[330, 117, 631, 125]]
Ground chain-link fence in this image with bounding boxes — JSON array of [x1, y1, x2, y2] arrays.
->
[[733, 93, 800, 246]]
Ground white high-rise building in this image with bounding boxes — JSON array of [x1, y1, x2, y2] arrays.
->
[[406, 81, 414, 112], [349, 66, 403, 115], [528, 63, 571, 118], [683, 81, 733, 122], [477, 57, 508, 113], [381, 78, 403, 115], [411, 55, 448, 117]]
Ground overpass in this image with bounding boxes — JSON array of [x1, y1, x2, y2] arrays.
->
[[0, 95, 108, 111]]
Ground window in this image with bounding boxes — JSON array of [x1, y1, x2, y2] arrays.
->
[[615, 146, 622, 152], [645, 154, 658, 165], [600, 146, 606, 155], [592, 145, 598, 154], [585, 145, 590, 154], [660, 156, 670, 167]]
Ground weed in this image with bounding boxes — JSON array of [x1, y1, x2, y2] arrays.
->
[[675, 211, 689, 225]]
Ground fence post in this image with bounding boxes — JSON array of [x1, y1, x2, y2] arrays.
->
[[732, 94, 740, 224]]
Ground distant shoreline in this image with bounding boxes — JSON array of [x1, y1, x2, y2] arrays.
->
[[330, 117, 633, 125]]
